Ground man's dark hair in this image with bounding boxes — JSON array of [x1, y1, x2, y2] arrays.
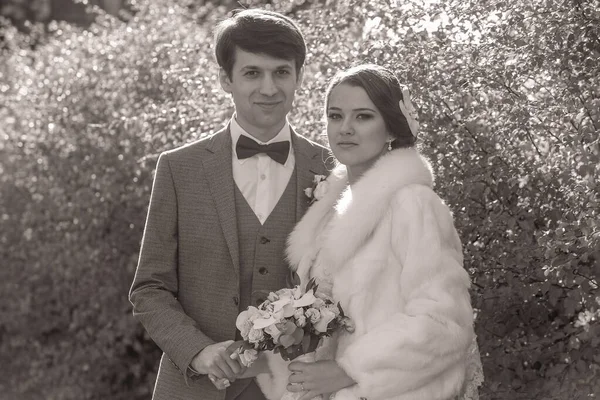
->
[[213, 9, 307, 79]]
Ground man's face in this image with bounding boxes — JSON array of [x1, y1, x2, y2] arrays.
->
[[220, 47, 303, 142]]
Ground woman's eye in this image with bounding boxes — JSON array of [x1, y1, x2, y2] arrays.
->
[[357, 113, 373, 120], [327, 113, 342, 120]]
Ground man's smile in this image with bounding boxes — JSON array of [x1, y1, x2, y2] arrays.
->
[[255, 101, 282, 110]]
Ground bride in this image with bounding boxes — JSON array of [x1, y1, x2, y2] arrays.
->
[[256, 64, 483, 400]]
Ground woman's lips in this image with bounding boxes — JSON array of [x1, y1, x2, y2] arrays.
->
[[337, 142, 357, 148]]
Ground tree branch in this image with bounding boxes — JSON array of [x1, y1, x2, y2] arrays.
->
[[525, 127, 544, 157]]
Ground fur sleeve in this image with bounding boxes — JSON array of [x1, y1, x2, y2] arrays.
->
[[255, 351, 291, 400], [335, 185, 474, 400]]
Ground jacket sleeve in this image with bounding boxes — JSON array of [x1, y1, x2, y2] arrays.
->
[[335, 185, 474, 400], [129, 152, 214, 383]]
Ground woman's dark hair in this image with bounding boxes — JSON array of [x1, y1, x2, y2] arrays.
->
[[325, 64, 416, 149], [213, 9, 306, 79]]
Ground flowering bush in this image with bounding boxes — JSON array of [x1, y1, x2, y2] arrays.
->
[[235, 279, 353, 365]]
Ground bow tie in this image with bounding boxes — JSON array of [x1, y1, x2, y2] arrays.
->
[[236, 135, 290, 165]]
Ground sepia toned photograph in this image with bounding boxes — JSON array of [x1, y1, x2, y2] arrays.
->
[[1, 0, 598, 399]]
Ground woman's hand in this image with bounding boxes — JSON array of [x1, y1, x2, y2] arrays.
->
[[287, 360, 355, 400]]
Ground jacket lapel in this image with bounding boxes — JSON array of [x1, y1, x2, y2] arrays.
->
[[202, 127, 240, 276], [291, 130, 328, 223]]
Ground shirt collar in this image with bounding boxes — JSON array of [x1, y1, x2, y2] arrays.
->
[[230, 115, 294, 167]]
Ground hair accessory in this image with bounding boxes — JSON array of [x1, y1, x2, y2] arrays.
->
[[398, 86, 419, 137]]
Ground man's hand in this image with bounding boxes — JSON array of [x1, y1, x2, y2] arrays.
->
[[287, 360, 355, 400], [191, 340, 246, 384]]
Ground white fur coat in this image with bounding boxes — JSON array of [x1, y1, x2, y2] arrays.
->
[[257, 148, 475, 400]]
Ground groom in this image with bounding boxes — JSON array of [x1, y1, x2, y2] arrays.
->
[[129, 8, 331, 400]]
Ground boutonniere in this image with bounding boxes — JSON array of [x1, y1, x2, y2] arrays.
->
[[304, 174, 328, 204]]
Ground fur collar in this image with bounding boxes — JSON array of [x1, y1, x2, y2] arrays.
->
[[286, 147, 434, 280]]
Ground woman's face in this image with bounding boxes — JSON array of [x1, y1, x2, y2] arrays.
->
[[327, 83, 392, 175]]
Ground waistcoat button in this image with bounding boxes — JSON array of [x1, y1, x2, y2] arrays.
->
[[258, 267, 268, 275], [260, 236, 270, 244], [232, 296, 239, 306]]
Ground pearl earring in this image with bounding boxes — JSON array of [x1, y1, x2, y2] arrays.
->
[[388, 140, 393, 151]]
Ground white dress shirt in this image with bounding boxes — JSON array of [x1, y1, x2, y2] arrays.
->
[[230, 117, 295, 224]]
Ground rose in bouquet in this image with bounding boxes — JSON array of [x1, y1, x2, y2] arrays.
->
[[233, 278, 353, 367]]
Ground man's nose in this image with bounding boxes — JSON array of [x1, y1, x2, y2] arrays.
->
[[259, 75, 278, 96]]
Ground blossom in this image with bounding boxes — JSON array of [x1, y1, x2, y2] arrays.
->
[[311, 298, 325, 309], [305, 308, 321, 324], [342, 317, 355, 333], [313, 174, 327, 184], [295, 314, 307, 327], [258, 299, 275, 313], [238, 349, 258, 367], [264, 323, 282, 342], [293, 290, 316, 307], [253, 315, 278, 329], [292, 286, 303, 300], [248, 328, 265, 344], [326, 304, 340, 317], [313, 180, 329, 201], [271, 296, 296, 320], [236, 306, 262, 339], [267, 292, 280, 302], [236, 306, 260, 329], [305, 174, 328, 203], [239, 319, 253, 339], [314, 308, 336, 333], [270, 289, 316, 320], [293, 308, 307, 327], [275, 288, 294, 297]]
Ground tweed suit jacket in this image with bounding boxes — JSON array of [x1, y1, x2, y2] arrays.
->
[[129, 125, 331, 400]]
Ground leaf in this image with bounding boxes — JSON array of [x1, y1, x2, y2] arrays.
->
[[279, 334, 295, 348], [306, 277, 317, 292]]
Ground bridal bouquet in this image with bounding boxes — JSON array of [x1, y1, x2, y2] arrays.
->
[[234, 278, 353, 367]]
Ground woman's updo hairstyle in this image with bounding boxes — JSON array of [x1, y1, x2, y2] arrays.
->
[[325, 64, 416, 149]]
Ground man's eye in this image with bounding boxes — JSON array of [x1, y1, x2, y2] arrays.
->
[[276, 70, 291, 75], [244, 71, 259, 77]]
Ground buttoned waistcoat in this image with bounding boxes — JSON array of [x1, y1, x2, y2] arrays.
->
[[234, 171, 299, 314], [129, 125, 331, 400]]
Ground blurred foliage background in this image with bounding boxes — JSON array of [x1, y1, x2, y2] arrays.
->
[[1, 0, 599, 399]]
